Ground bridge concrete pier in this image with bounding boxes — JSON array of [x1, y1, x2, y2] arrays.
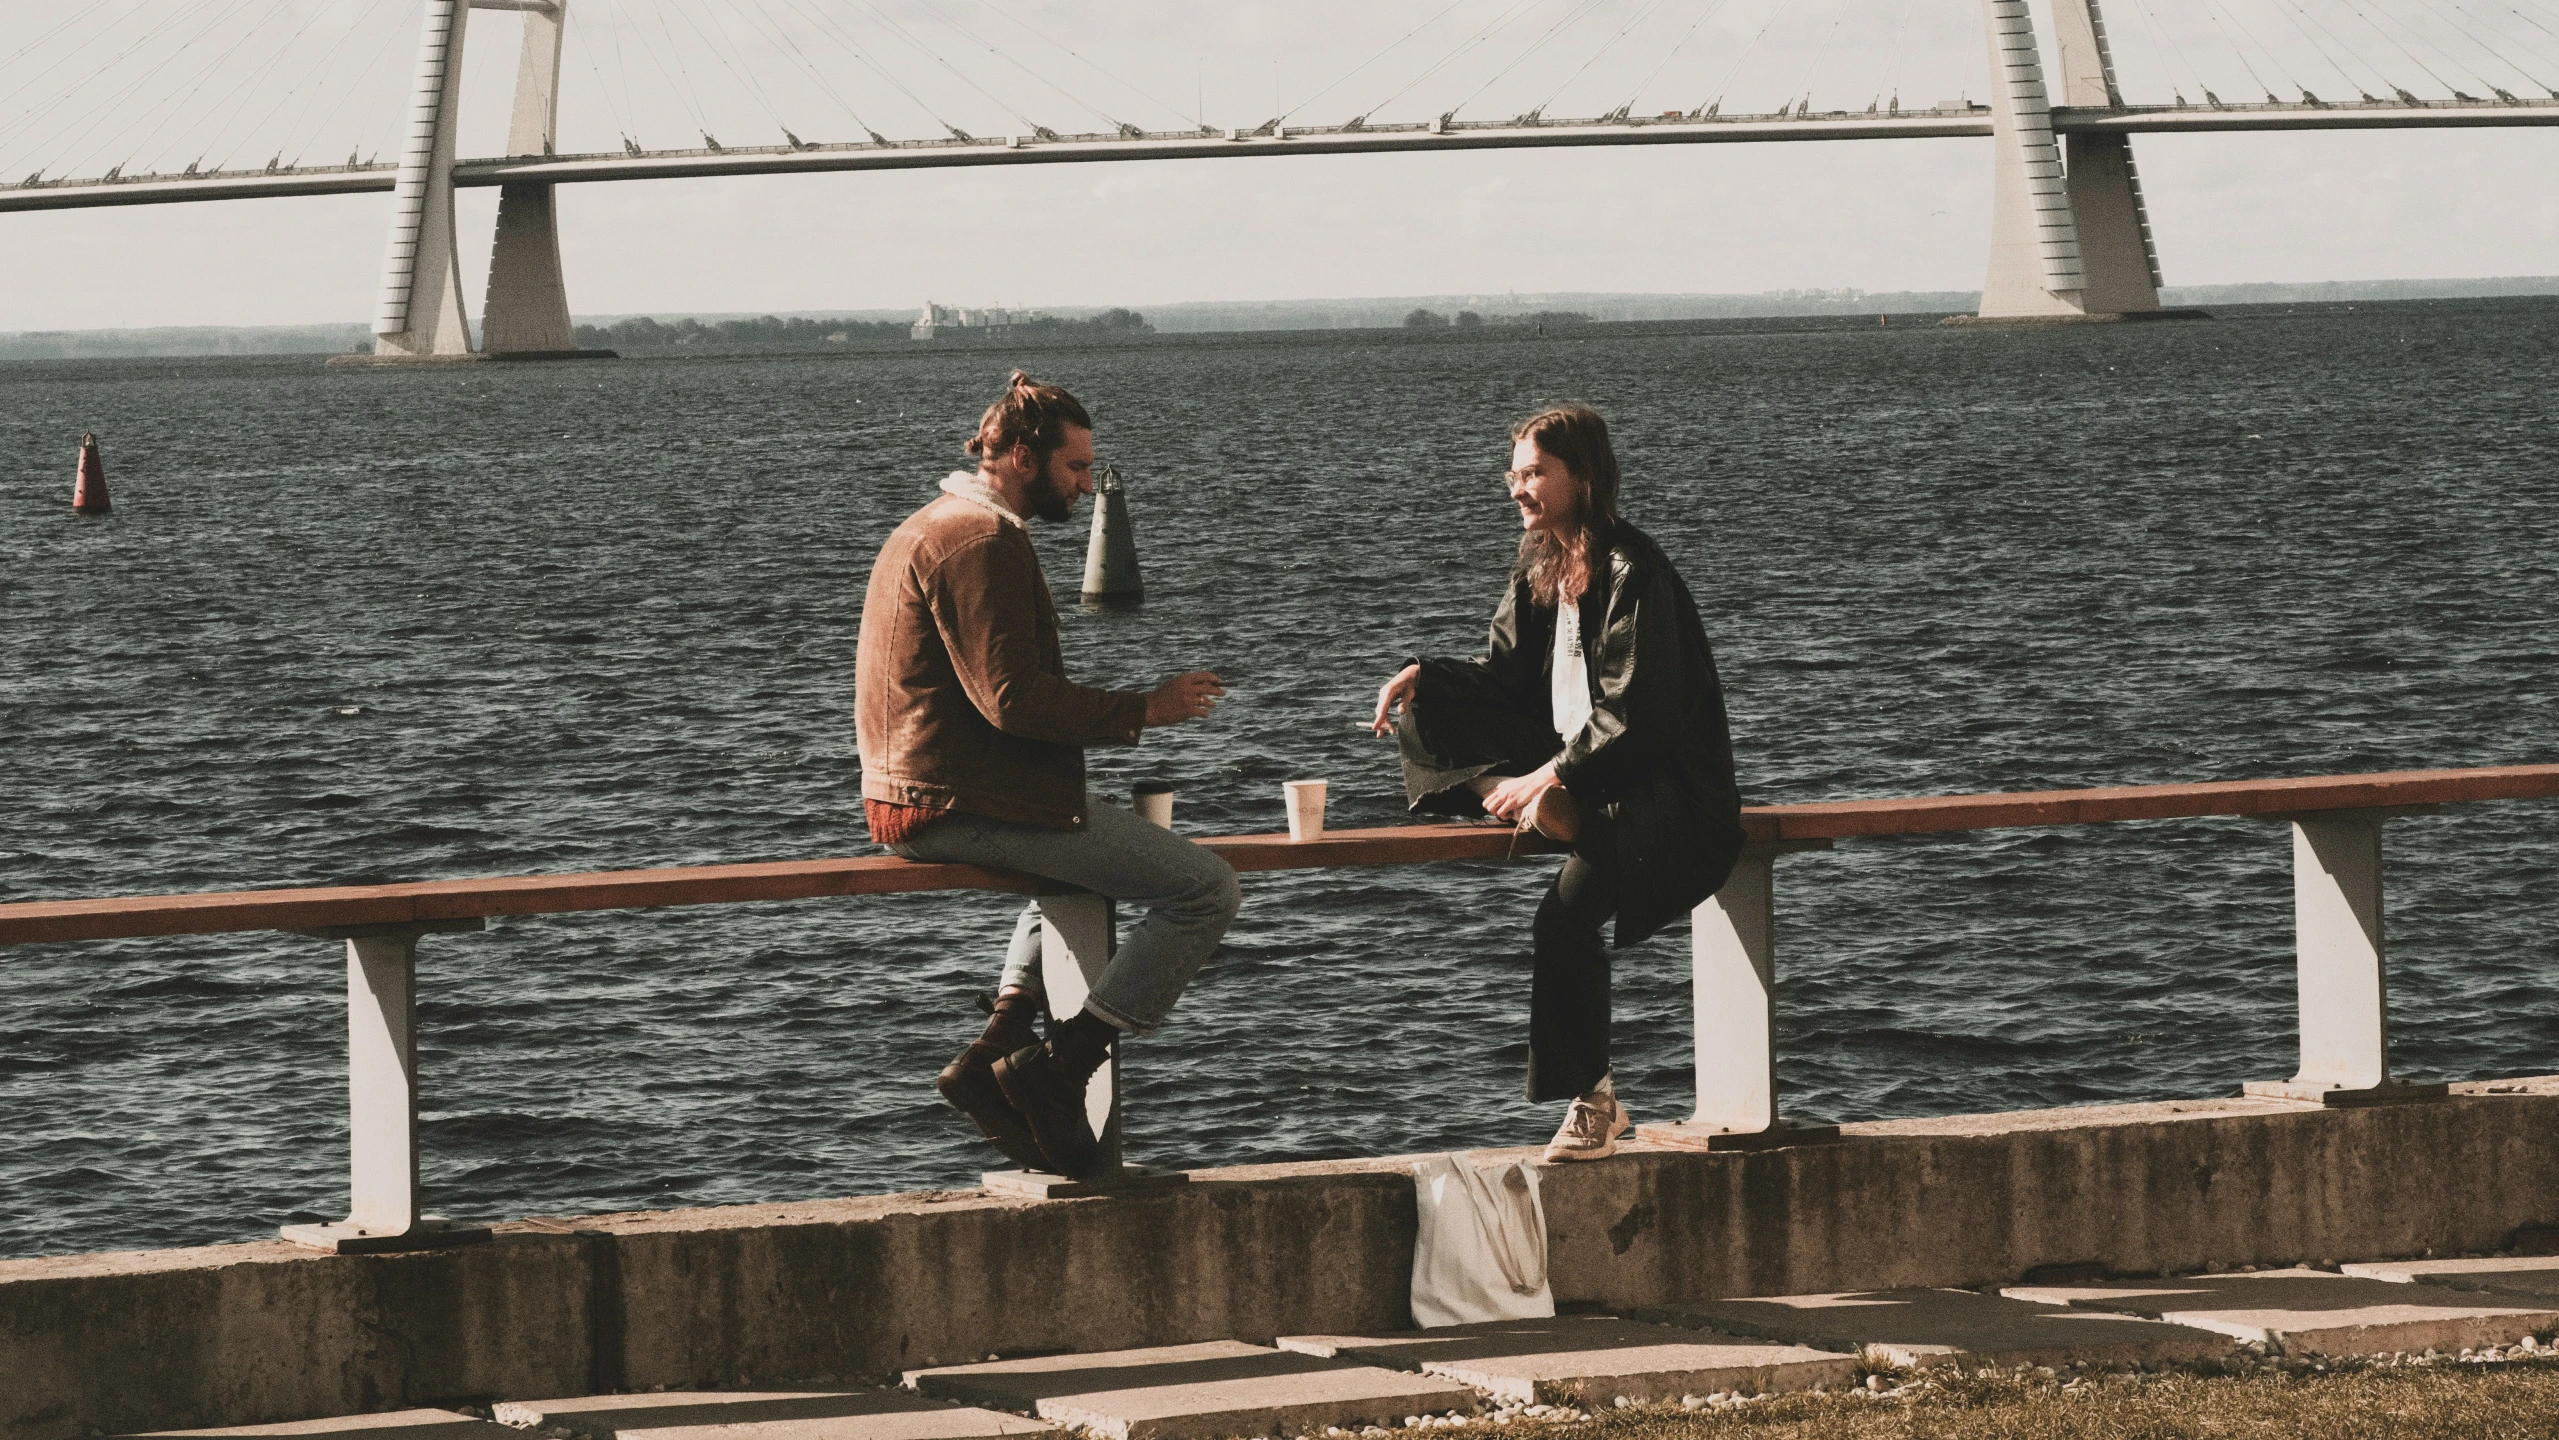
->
[[347, 0, 602, 365], [480, 0, 585, 357], [1963, 0, 2200, 325], [2051, 0, 2168, 314]]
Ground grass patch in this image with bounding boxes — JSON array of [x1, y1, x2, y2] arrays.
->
[[1390, 1357, 2559, 1440]]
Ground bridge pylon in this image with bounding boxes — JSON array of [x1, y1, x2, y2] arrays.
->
[[1967, 0, 2189, 324], [351, 0, 598, 364], [481, 0, 580, 355], [366, 0, 476, 359]]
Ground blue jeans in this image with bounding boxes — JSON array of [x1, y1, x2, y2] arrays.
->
[[893, 801, 1241, 1035]]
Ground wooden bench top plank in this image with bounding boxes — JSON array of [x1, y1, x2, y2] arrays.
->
[[0, 855, 1039, 946], [1764, 765, 2559, 840], [3, 766, 2549, 947], [0, 827, 1532, 946]]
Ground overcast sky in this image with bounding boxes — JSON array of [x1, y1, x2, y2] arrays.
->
[[2, 0, 2554, 331]]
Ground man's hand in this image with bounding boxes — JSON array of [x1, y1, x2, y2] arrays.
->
[[1482, 762, 1560, 824], [1370, 664, 1421, 737], [1145, 670, 1227, 728]]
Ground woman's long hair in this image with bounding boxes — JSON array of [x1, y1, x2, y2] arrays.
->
[[1513, 405, 1620, 608]]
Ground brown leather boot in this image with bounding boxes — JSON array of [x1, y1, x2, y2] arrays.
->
[[937, 989, 1044, 1170], [993, 1011, 1117, 1178]]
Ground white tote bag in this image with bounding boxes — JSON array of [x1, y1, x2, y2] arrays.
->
[[1409, 1153, 1556, 1327]]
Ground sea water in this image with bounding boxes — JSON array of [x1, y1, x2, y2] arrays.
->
[[3, 300, 2554, 1257]]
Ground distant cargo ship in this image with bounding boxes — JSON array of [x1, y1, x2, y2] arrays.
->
[[911, 301, 1040, 340]]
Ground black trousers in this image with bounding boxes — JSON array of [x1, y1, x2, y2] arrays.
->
[[1398, 671, 1620, 1104]]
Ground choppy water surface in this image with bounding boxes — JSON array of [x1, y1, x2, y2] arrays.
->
[[4, 300, 2556, 1259]]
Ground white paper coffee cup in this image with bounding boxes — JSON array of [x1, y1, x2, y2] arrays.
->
[[1283, 780, 1328, 842], [1133, 781, 1175, 829]]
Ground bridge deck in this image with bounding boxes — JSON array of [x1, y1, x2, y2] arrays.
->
[[2, 765, 2549, 946], [6, 100, 2554, 214]]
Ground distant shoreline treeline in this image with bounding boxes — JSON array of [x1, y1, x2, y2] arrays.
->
[[572, 308, 1154, 352], [5, 288, 2558, 361]]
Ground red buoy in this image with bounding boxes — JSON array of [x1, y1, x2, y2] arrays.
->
[[73, 432, 109, 514]]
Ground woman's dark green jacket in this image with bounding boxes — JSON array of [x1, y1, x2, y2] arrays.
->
[[1415, 521, 1746, 945]]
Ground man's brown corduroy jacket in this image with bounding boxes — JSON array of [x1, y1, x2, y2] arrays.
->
[[856, 489, 1145, 830]]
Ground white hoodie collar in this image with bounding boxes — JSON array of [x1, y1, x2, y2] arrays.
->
[[940, 469, 1026, 530]]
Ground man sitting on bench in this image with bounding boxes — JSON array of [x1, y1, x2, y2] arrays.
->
[[855, 370, 1240, 1178]]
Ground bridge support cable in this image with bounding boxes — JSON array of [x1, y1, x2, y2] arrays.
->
[[1276, 0, 1473, 128], [2269, 0, 2404, 102], [836, 0, 1054, 141], [1615, 0, 1738, 118], [1445, 0, 1617, 124], [1975, 0, 2089, 317], [1514, 0, 1685, 124], [1868, 0, 1926, 114], [759, 0, 976, 145], [371, 0, 474, 354], [2340, 0, 2477, 97], [9, 0, 272, 183], [2194, 0, 2308, 104], [223, 0, 412, 177], [1768, 0, 1850, 118], [957, 0, 1196, 132], [671, 0, 801, 145], [1689, 0, 1797, 118], [483, 0, 578, 356], [58, 0, 302, 182], [906, 0, 1138, 139], [1348, 0, 1551, 127], [713, 0, 894, 145], [2415, 0, 2559, 93], [2124, 0, 2222, 107]]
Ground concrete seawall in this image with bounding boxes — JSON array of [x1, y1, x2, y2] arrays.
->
[[7, 1079, 2554, 1440]]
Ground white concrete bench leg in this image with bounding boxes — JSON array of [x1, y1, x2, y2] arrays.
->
[[280, 919, 491, 1252], [979, 893, 1189, 1197], [2244, 807, 2447, 1106], [1637, 839, 1840, 1152]]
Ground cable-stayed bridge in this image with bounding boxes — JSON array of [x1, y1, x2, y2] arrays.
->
[[3, 0, 2554, 356]]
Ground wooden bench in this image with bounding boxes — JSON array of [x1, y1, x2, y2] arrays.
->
[[5, 764, 2552, 1244]]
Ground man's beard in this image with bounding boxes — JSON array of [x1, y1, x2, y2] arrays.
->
[[1030, 467, 1076, 522]]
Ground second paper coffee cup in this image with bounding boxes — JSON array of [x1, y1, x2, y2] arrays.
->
[[1283, 779, 1327, 842]]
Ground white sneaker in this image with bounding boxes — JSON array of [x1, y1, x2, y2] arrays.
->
[[1542, 1084, 1629, 1163]]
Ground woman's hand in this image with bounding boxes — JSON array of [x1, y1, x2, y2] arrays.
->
[[1370, 664, 1420, 737], [1481, 762, 1560, 823]]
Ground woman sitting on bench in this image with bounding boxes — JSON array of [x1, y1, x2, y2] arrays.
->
[[1370, 405, 1746, 1162]]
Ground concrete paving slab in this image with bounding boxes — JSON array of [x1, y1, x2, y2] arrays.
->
[[906, 1341, 1477, 1440], [1643, 1287, 2237, 1370], [495, 1391, 1051, 1440], [121, 1412, 513, 1440], [2340, 1257, 2559, 1304], [1275, 1316, 1858, 1403], [2001, 1268, 2559, 1356]]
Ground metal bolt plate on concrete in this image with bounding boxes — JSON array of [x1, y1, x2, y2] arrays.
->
[[2340, 1257, 2559, 1304], [2001, 1268, 2559, 1355], [1275, 1316, 1858, 1403], [1642, 1288, 2237, 1370], [906, 1340, 1477, 1440], [494, 1391, 1053, 1440], [117, 1410, 519, 1440]]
